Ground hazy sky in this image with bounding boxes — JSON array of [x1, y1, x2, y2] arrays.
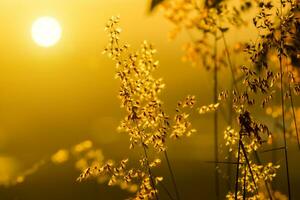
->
[[0, 0, 214, 172], [0, 1, 299, 199]]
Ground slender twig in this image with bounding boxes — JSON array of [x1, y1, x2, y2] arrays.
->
[[235, 138, 241, 200], [142, 144, 159, 200], [240, 141, 259, 195], [142, 150, 175, 200], [287, 82, 300, 150], [254, 151, 273, 200], [204, 161, 243, 165], [159, 181, 176, 200], [222, 31, 273, 200], [271, 121, 278, 190], [227, 82, 234, 192], [164, 151, 180, 200], [283, 0, 300, 151], [135, 120, 159, 200], [279, 56, 292, 200], [221, 32, 239, 92], [221, 32, 242, 200], [279, 1, 292, 198], [260, 146, 285, 153], [243, 165, 247, 200]]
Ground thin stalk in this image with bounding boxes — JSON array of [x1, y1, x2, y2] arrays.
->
[[222, 31, 273, 200], [227, 82, 234, 192], [279, 55, 292, 200], [271, 121, 278, 190], [135, 121, 159, 200], [219, 33, 244, 192], [164, 151, 180, 200], [235, 138, 241, 200], [240, 141, 259, 195], [254, 152, 273, 200], [243, 165, 247, 200], [142, 148, 175, 200], [142, 144, 159, 200], [284, 11, 300, 149], [287, 81, 300, 149], [279, 56, 292, 200], [204, 161, 243, 165], [260, 146, 285, 153], [213, 33, 220, 200], [221, 32, 238, 92], [279, 1, 292, 198], [221, 32, 241, 199], [222, 32, 243, 197], [159, 181, 176, 200]]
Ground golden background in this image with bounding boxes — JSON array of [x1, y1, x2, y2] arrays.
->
[[0, 0, 299, 199]]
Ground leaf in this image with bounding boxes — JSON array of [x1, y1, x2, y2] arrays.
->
[[150, 0, 165, 11]]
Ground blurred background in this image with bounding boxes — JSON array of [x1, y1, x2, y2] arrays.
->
[[0, 0, 299, 199]]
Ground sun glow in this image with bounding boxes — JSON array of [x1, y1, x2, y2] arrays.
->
[[31, 16, 62, 47]]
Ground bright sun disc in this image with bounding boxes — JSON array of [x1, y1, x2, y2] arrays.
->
[[31, 16, 62, 47]]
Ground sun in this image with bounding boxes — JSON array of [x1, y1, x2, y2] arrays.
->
[[31, 16, 62, 47]]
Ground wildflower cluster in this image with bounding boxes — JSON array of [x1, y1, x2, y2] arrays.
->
[[150, 0, 300, 198], [199, 102, 220, 114], [225, 61, 282, 199], [223, 0, 300, 198], [78, 16, 196, 200], [158, 0, 285, 199], [171, 95, 197, 138], [77, 0, 300, 196], [224, 124, 279, 199], [77, 158, 163, 198], [103, 16, 169, 152], [161, 0, 249, 68]]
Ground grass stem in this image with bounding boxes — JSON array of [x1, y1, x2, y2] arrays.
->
[[279, 1, 292, 197], [142, 144, 159, 200], [287, 78, 300, 150], [164, 151, 180, 200], [235, 138, 241, 200]]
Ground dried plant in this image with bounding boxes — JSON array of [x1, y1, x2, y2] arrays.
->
[[151, 0, 300, 199], [3, 1, 300, 200], [77, 16, 200, 200], [78, 0, 300, 198]]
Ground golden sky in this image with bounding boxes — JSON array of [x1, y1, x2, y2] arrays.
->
[[0, 1, 300, 200], [0, 0, 214, 170]]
